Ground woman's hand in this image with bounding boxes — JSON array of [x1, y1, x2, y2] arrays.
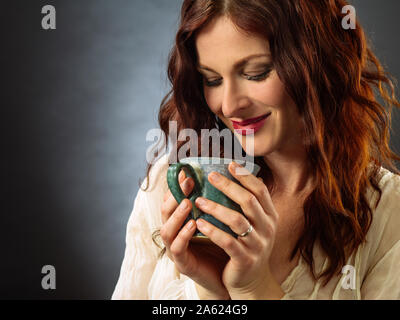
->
[[160, 170, 230, 300], [193, 162, 285, 300]]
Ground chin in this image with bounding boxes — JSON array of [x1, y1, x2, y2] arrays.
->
[[233, 132, 272, 158], [242, 148, 271, 158]]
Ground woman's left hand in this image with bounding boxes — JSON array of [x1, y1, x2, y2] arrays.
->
[[194, 161, 284, 300]]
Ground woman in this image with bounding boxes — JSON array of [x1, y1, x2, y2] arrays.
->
[[112, 0, 400, 299]]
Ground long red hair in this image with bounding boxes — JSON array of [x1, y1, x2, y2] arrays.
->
[[144, 0, 400, 285]]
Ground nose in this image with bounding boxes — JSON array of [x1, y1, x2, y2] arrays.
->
[[221, 78, 250, 118]]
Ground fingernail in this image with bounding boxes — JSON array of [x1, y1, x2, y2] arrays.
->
[[232, 162, 248, 176], [230, 161, 239, 168], [209, 172, 220, 182], [180, 200, 188, 210], [186, 220, 194, 230], [196, 197, 207, 207], [196, 219, 204, 228], [196, 219, 208, 233]]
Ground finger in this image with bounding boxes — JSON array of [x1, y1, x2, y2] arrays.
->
[[178, 169, 187, 183], [161, 177, 194, 223], [163, 169, 186, 202], [207, 171, 266, 227], [195, 197, 263, 250], [160, 199, 192, 246], [228, 162, 279, 222], [194, 197, 255, 240], [169, 219, 196, 265], [195, 218, 245, 259]]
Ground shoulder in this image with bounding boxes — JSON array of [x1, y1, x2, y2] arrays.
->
[[362, 166, 400, 264], [375, 166, 400, 193], [126, 153, 172, 232], [368, 166, 400, 227], [141, 153, 171, 193]]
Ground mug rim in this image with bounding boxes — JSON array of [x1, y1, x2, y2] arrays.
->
[[179, 157, 260, 171], [180, 156, 253, 163]]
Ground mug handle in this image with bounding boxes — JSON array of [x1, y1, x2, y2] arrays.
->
[[167, 163, 203, 219]]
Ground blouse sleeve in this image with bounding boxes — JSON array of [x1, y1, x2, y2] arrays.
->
[[361, 241, 400, 299], [111, 154, 200, 300], [360, 169, 400, 299], [111, 183, 158, 299]]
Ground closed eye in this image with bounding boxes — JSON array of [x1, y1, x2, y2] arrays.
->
[[203, 68, 272, 87]]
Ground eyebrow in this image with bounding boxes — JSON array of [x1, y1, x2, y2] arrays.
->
[[197, 53, 270, 73]]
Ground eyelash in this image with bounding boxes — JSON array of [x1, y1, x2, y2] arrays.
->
[[203, 68, 272, 87]]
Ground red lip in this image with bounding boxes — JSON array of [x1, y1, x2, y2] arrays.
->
[[231, 113, 271, 126], [231, 113, 271, 136]]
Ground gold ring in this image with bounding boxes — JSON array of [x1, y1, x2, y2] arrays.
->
[[238, 224, 253, 237]]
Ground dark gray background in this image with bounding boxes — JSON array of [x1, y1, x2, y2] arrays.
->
[[3, 0, 400, 299]]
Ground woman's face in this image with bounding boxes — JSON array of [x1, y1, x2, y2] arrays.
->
[[195, 16, 305, 157]]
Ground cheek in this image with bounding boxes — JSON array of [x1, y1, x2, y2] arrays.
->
[[254, 74, 287, 107], [203, 87, 219, 114]]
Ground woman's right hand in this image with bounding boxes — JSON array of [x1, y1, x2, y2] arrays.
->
[[160, 169, 230, 300]]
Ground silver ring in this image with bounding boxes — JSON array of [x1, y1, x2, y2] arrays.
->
[[238, 224, 253, 237]]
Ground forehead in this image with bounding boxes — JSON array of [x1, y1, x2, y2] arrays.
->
[[195, 16, 270, 65]]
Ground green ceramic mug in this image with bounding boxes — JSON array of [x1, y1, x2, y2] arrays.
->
[[166, 157, 261, 241]]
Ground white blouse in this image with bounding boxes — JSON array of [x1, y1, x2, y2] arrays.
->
[[111, 154, 400, 300]]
